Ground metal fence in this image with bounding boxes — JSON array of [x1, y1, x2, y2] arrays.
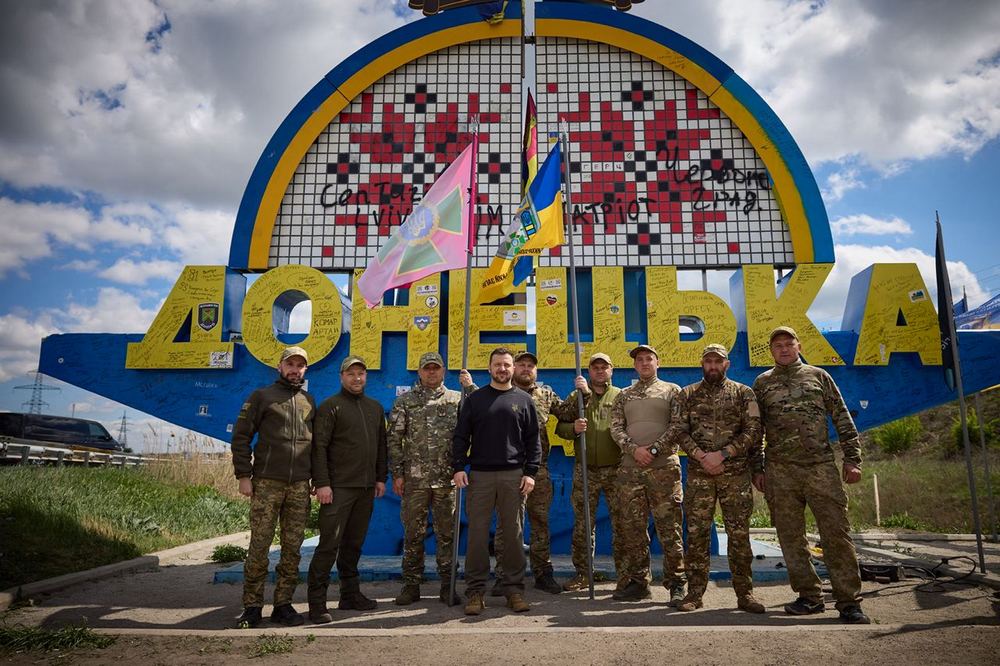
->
[[0, 437, 151, 467]]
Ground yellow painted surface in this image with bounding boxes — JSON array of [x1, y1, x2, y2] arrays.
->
[[853, 264, 941, 366], [646, 266, 737, 367], [241, 264, 343, 367], [738, 264, 843, 367], [126, 266, 234, 369], [350, 270, 441, 370], [535, 267, 633, 368], [448, 268, 527, 369]]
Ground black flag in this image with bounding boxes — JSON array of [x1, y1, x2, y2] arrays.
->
[[935, 216, 956, 391]]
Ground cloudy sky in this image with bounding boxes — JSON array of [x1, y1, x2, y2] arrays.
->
[[1, 0, 998, 447]]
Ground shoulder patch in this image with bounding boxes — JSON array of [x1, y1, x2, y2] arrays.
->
[[238, 402, 252, 419], [748, 402, 760, 418]]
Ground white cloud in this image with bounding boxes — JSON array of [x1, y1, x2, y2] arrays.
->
[[62, 287, 161, 333], [0, 312, 59, 382], [98, 258, 184, 285], [830, 214, 912, 237], [161, 206, 234, 265], [822, 167, 864, 202], [62, 259, 100, 272]]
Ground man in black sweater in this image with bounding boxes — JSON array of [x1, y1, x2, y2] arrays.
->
[[452, 347, 541, 616]]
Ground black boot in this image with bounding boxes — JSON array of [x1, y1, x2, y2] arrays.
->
[[236, 606, 262, 628], [339, 578, 377, 611]]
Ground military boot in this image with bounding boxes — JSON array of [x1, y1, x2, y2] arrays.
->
[[236, 606, 262, 629], [677, 596, 703, 612], [534, 571, 562, 594], [562, 573, 589, 591], [668, 581, 687, 607], [338, 578, 377, 611], [439, 581, 462, 605], [737, 593, 765, 614], [613, 580, 651, 602], [308, 603, 332, 624], [394, 584, 421, 606]]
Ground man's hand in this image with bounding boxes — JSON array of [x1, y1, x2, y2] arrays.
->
[[842, 463, 862, 484], [392, 477, 404, 497], [699, 450, 726, 476], [752, 473, 766, 493], [458, 369, 473, 388], [520, 475, 536, 496], [453, 471, 469, 488], [574, 417, 588, 434], [315, 485, 333, 504], [375, 481, 386, 498], [238, 477, 253, 497], [633, 447, 654, 467], [574, 375, 590, 395]]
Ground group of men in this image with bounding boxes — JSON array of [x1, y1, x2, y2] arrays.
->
[[231, 324, 870, 628]]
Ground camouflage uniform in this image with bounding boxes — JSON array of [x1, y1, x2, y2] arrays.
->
[[610, 377, 686, 589], [753, 360, 864, 611], [388, 381, 462, 586], [495, 383, 563, 578], [667, 377, 762, 601], [243, 478, 312, 608]]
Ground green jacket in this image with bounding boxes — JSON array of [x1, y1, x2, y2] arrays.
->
[[231, 378, 315, 483], [555, 383, 623, 468], [312, 388, 388, 488]]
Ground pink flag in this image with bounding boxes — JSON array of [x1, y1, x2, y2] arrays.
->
[[356, 138, 477, 308]]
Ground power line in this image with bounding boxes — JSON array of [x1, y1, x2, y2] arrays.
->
[[12, 371, 61, 414]]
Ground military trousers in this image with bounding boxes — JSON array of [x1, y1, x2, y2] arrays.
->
[[765, 460, 863, 610], [570, 463, 623, 578], [399, 485, 456, 585], [495, 465, 553, 577], [242, 478, 311, 608], [684, 470, 755, 600], [465, 468, 526, 596], [616, 464, 686, 588], [306, 486, 375, 605]]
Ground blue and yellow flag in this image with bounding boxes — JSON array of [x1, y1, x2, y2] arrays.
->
[[478, 142, 564, 303]]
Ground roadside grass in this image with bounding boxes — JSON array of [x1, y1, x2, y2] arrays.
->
[[0, 464, 249, 590], [0, 623, 115, 654], [247, 634, 295, 658]]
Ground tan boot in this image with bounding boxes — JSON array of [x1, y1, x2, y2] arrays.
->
[[677, 596, 703, 612], [506, 592, 530, 612], [562, 574, 588, 591], [464, 592, 486, 616], [394, 584, 421, 606], [738, 593, 765, 614]]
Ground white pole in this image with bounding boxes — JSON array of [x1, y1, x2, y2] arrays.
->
[[873, 473, 881, 528]]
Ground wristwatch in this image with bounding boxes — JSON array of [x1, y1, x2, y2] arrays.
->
[[720, 448, 732, 461], [649, 444, 660, 457]]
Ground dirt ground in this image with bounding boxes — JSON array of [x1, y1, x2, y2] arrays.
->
[[2, 533, 999, 664]]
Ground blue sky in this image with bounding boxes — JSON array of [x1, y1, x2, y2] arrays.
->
[[1, 0, 998, 449]]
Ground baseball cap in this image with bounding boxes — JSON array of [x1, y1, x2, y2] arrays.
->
[[701, 343, 729, 360], [769, 326, 799, 343], [340, 355, 367, 372], [589, 352, 613, 366], [629, 344, 659, 359], [280, 346, 308, 364], [418, 351, 444, 368], [514, 351, 538, 364]]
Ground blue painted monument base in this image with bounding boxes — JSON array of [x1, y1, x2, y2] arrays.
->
[[213, 533, 801, 585]]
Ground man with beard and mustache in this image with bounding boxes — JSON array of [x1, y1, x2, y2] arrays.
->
[[452, 347, 541, 615], [609, 344, 686, 605], [491, 351, 566, 596], [307, 355, 388, 623], [231, 346, 316, 629], [667, 343, 765, 614]]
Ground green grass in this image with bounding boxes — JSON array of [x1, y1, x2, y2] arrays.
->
[[0, 623, 115, 653], [247, 634, 295, 658], [0, 466, 249, 589], [211, 544, 249, 563], [870, 416, 923, 456]]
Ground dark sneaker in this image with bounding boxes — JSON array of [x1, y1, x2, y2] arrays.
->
[[562, 574, 588, 592], [839, 605, 871, 624], [784, 597, 825, 615], [677, 596, 703, 612], [490, 578, 506, 597], [464, 592, 486, 616], [737, 594, 766, 614], [236, 606, 262, 629], [394, 584, 421, 606], [339, 591, 377, 611], [269, 603, 304, 627], [507, 592, 530, 612], [439, 584, 462, 606], [534, 572, 562, 594], [613, 580, 651, 602], [308, 605, 332, 624], [668, 582, 687, 607]]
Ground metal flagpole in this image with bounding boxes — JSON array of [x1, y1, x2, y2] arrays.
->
[[560, 121, 595, 599], [449, 120, 480, 606], [937, 213, 987, 571]]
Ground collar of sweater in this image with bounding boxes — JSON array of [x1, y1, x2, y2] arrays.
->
[[773, 360, 803, 375]]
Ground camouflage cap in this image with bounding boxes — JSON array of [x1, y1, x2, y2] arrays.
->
[[280, 346, 308, 364], [418, 351, 444, 368], [701, 343, 729, 359], [339, 355, 367, 372], [769, 326, 799, 343], [514, 351, 538, 364], [629, 344, 659, 359], [589, 352, 613, 366]]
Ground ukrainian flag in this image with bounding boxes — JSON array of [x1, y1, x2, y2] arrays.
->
[[478, 142, 564, 304]]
